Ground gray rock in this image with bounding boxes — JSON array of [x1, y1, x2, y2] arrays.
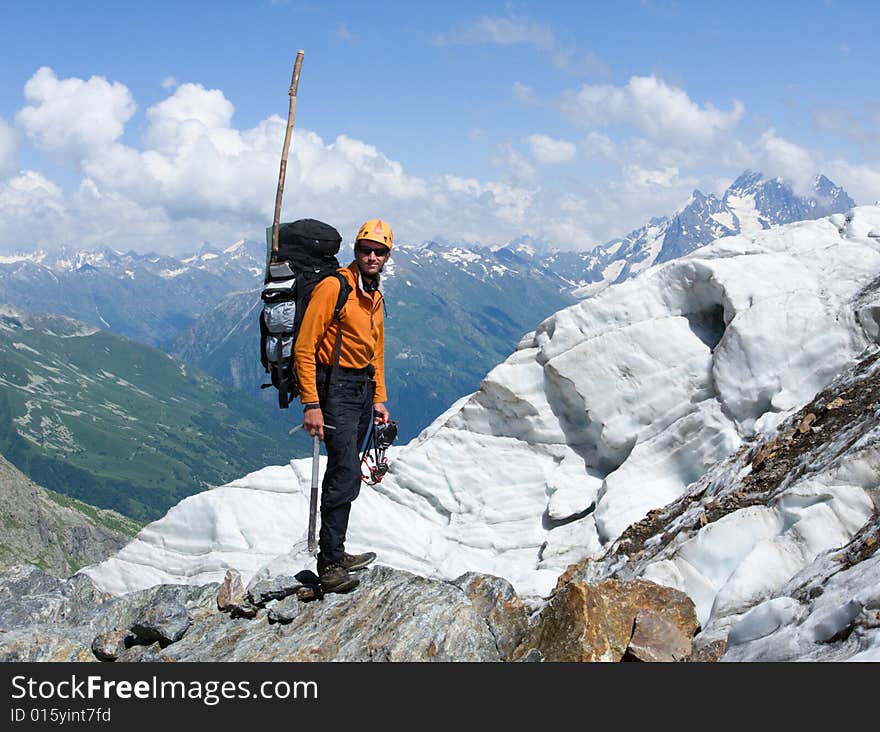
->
[[0, 565, 110, 629], [518, 648, 545, 662], [451, 572, 529, 661], [0, 455, 137, 577], [230, 602, 259, 619], [160, 566, 503, 661], [0, 564, 523, 662], [117, 642, 166, 663], [130, 599, 190, 646], [91, 630, 126, 661], [246, 574, 303, 606], [267, 596, 301, 624]]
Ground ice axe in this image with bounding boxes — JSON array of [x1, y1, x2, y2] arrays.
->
[[304, 424, 333, 555], [307, 433, 320, 555]]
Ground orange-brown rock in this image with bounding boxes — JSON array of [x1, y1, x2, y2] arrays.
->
[[217, 568, 245, 611], [623, 609, 692, 662], [518, 578, 698, 662]]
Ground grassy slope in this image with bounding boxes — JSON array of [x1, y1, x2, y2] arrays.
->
[[0, 312, 302, 522]]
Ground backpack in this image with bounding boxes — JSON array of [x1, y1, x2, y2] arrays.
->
[[259, 218, 352, 409]]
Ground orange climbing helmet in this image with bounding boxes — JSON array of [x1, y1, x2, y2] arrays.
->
[[356, 219, 393, 250]]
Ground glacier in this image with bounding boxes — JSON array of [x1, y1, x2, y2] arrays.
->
[[82, 206, 880, 643]]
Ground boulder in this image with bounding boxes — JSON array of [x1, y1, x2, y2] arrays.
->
[[518, 578, 698, 662], [131, 599, 190, 646], [623, 609, 692, 662]]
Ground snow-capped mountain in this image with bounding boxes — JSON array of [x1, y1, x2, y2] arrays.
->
[[0, 171, 856, 444], [535, 171, 855, 297], [81, 205, 880, 663], [172, 239, 578, 442], [0, 241, 264, 348]]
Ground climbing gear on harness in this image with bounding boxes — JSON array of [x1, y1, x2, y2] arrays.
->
[[360, 419, 398, 485]]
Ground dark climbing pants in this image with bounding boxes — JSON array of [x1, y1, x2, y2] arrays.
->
[[316, 366, 374, 564]]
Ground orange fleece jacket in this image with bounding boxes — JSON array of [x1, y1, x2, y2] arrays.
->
[[294, 261, 387, 405]]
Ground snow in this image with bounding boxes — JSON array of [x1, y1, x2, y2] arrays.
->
[[724, 193, 763, 232], [160, 268, 188, 278], [710, 211, 735, 230], [82, 206, 880, 661]]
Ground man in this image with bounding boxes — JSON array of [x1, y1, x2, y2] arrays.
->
[[294, 218, 392, 592]]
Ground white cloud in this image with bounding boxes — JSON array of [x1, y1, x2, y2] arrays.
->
[[824, 160, 880, 205], [2, 73, 439, 254], [625, 165, 681, 188], [561, 76, 744, 147], [435, 15, 607, 74], [16, 67, 136, 159], [580, 131, 617, 161], [441, 174, 535, 229], [491, 142, 537, 182], [0, 171, 67, 250], [435, 15, 555, 49], [144, 83, 235, 152], [512, 82, 538, 106], [3, 66, 870, 259], [525, 134, 576, 165], [0, 119, 17, 178], [751, 129, 817, 195], [161, 76, 178, 90]]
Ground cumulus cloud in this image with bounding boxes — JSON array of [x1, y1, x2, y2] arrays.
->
[[580, 131, 617, 161], [0, 119, 17, 178], [491, 142, 537, 183], [751, 129, 817, 195], [561, 76, 744, 147], [16, 67, 136, 159], [3, 66, 870, 259], [823, 160, 880, 205], [0, 171, 67, 250], [525, 134, 577, 165]]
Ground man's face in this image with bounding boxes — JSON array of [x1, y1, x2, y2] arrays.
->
[[354, 240, 390, 279]]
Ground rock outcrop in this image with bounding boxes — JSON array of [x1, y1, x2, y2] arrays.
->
[[516, 578, 698, 662], [0, 455, 139, 576], [0, 564, 532, 662]]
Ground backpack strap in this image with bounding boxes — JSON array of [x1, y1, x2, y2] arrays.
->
[[321, 272, 353, 405]]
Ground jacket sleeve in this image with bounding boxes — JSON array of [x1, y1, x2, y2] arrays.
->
[[294, 276, 341, 405], [371, 301, 387, 404]]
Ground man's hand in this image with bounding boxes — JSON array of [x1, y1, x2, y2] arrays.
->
[[303, 407, 325, 441], [373, 402, 390, 424]]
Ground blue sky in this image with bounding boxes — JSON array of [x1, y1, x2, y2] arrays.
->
[[1, 0, 877, 254]]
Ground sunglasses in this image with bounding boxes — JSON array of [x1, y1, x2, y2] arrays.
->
[[356, 245, 390, 257]]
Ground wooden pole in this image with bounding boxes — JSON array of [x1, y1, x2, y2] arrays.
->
[[271, 50, 304, 257]]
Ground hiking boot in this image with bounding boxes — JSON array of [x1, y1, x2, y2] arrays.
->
[[341, 551, 377, 571], [317, 560, 359, 594]]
